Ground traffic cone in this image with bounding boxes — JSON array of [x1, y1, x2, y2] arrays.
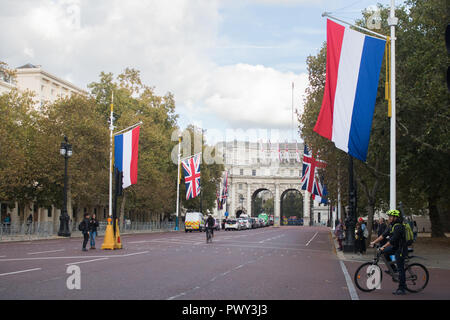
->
[[101, 218, 115, 250], [114, 219, 122, 249]]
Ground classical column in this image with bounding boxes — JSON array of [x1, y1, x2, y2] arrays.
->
[[247, 184, 251, 216], [303, 191, 310, 226], [230, 183, 236, 217], [274, 183, 280, 227]]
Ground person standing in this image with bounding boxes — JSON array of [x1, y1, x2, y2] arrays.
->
[[79, 213, 90, 252], [89, 214, 99, 249], [334, 219, 345, 251], [413, 221, 418, 242], [359, 218, 367, 254]]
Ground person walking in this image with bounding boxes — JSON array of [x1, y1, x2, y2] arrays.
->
[[359, 217, 367, 254], [26, 214, 33, 234], [79, 213, 90, 252], [334, 219, 345, 251], [354, 222, 363, 255], [89, 214, 99, 249]]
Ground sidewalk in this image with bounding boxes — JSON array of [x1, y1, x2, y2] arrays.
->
[[331, 231, 450, 270]]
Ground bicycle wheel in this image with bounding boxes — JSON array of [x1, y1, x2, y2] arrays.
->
[[405, 263, 429, 293], [354, 262, 383, 292]]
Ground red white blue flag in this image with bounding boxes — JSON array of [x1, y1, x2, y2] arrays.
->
[[314, 19, 386, 162], [301, 145, 326, 192], [182, 153, 201, 200], [114, 126, 140, 189]]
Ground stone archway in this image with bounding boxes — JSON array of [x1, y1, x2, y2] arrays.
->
[[251, 188, 274, 217], [280, 189, 303, 226]]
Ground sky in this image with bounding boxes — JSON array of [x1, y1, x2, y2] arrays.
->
[[0, 0, 402, 145]]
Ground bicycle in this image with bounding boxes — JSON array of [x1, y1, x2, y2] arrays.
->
[[354, 244, 429, 293], [206, 227, 213, 244]]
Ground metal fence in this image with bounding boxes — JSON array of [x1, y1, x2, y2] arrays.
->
[[0, 220, 183, 241]]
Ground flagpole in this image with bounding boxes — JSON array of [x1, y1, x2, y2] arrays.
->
[[292, 82, 294, 141], [109, 92, 114, 217], [388, 0, 398, 210], [175, 133, 181, 231]]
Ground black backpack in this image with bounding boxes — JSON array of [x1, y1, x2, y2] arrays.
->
[[78, 221, 84, 232]]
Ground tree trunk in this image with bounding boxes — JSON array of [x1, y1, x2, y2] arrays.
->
[[429, 194, 446, 238]]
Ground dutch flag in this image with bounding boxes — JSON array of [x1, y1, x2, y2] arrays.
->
[[314, 19, 386, 162], [114, 126, 140, 189]]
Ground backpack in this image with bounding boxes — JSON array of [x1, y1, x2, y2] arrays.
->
[[78, 221, 84, 232], [392, 222, 414, 246]]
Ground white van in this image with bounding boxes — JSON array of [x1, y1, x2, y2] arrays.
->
[[185, 212, 205, 232]]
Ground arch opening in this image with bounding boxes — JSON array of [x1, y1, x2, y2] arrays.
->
[[280, 189, 303, 226]]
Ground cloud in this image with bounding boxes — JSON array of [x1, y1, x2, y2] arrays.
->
[[0, 0, 308, 131]]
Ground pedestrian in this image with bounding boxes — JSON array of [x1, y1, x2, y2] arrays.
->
[[26, 214, 33, 234], [334, 219, 345, 251], [4, 214, 11, 234], [413, 221, 418, 242], [79, 213, 90, 251], [354, 222, 363, 255], [89, 213, 99, 249], [359, 217, 367, 254], [377, 217, 388, 246]]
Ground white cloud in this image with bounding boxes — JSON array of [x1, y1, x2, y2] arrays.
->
[[0, 0, 308, 131]]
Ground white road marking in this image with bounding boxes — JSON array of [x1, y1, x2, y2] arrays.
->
[[305, 232, 319, 246], [66, 258, 109, 266], [339, 260, 359, 301], [0, 268, 42, 277], [28, 249, 65, 255]]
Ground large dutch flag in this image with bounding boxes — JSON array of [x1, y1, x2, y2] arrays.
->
[[314, 19, 386, 162], [114, 126, 140, 189]]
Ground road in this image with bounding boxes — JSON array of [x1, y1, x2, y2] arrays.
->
[[0, 226, 448, 300]]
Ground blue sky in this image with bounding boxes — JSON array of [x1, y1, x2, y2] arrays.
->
[[0, 0, 404, 144]]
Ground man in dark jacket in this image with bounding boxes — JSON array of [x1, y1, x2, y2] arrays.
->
[[89, 214, 99, 249], [80, 213, 90, 251], [370, 209, 408, 295], [206, 214, 215, 238]]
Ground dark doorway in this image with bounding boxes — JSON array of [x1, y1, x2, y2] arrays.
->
[[280, 189, 303, 225]]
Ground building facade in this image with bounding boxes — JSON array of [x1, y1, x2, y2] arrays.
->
[[212, 140, 331, 226]]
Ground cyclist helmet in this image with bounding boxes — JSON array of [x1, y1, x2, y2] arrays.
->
[[387, 209, 400, 217]]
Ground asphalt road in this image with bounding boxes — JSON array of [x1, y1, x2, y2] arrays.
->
[[0, 226, 448, 300]]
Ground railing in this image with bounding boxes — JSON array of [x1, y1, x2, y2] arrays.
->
[[0, 221, 184, 241]]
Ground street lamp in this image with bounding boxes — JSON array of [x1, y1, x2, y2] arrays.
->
[[58, 136, 72, 237]]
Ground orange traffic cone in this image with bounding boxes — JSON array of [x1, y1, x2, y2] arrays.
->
[[114, 219, 122, 249], [101, 218, 115, 250]]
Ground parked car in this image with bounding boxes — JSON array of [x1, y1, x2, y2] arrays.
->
[[249, 217, 257, 229], [213, 219, 221, 231], [237, 218, 247, 230], [225, 219, 239, 231]]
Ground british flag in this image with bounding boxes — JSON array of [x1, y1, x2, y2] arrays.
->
[[182, 153, 201, 200], [301, 145, 328, 204]]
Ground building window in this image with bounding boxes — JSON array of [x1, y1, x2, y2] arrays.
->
[[252, 169, 256, 176], [47, 207, 52, 218], [240, 169, 244, 175], [239, 184, 243, 190]]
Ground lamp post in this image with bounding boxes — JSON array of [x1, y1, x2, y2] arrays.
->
[[58, 136, 72, 237]]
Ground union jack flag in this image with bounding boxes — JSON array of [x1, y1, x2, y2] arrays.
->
[[301, 145, 327, 204], [182, 153, 201, 200]]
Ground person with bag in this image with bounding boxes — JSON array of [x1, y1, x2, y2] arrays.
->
[[78, 213, 90, 252], [89, 214, 99, 249]]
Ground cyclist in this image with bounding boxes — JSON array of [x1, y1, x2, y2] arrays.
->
[[206, 214, 215, 241], [370, 209, 408, 295]]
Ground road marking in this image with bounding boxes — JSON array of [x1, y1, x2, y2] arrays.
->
[[339, 260, 359, 301], [0, 268, 42, 277], [0, 251, 150, 262], [28, 249, 65, 255], [66, 258, 109, 266], [305, 232, 318, 246]]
